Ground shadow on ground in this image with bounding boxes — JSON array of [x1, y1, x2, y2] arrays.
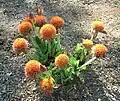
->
[[38, 69, 109, 101]]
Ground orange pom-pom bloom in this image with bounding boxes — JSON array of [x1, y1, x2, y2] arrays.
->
[[40, 76, 54, 94], [82, 39, 93, 49], [34, 15, 47, 27], [55, 54, 69, 68], [92, 44, 108, 58], [24, 16, 34, 23], [12, 38, 28, 53], [24, 13, 35, 23], [24, 60, 41, 78], [92, 21, 104, 32], [40, 24, 56, 40], [18, 21, 32, 36], [50, 16, 64, 29]]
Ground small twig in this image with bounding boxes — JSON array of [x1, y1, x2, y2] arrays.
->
[[90, 30, 98, 40], [80, 57, 96, 68]]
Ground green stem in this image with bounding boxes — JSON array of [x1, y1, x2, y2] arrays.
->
[[32, 22, 38, 36], [38, 27, 41, 33], [60, 69, 64, 84], [80, 57, 96, 68], [28, 32, 32, 42], [48, 40, 51, 57], [57, 33, 61, 51]]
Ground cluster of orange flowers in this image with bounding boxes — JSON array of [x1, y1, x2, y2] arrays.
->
[[12, 8, 108, 94], [82, 39, 108, 58], [24, 54, 69, 93]]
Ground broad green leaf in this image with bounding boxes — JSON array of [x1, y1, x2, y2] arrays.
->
[[70, 56, 77, 66], [75, 43, 84, 54], [76, 60, 80, 67]]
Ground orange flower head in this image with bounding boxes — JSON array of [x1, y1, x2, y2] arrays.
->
[[50, 16, 64, 29], [24, 13, 35, 23], [18, 21, 32, 36], [12, 38, 28, 53], [92, 44, 108, 58], [40, 24, 56, 40], [35, 15, 47, 27], [92, 21, 104, 32], [40, 76, 54, 94], [24, 60, 41, 78], [24, 16, 34, 23], [55, 54, 69, 68], [82, 39, 93, 49]]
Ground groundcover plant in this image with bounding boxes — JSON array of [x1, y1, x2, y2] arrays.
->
[[12, 8, 108, 95]]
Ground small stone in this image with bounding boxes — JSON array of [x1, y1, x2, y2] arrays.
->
[[6, 72, 12, 76], [32, 87, 37, 92], [112, 86, 118, 92], [0, 38, 4, 45], [98, 98, 101, 101]]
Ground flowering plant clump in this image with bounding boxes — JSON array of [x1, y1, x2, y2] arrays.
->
[[12, 8, 108, 95]]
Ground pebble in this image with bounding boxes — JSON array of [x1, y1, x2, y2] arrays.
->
[[32, 87, 37, 92], [6, 72, 12, 76]]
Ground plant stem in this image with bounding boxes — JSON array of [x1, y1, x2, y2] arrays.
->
[[57, 33, 61, 51], [48, 40, 51, 57], [32, 22, 38, 36], [60, 69, 64, 84], [80, 57, 96, 68]]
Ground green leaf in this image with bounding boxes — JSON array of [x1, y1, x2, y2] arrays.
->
[[75, 43, 84, 54], [33, 36, 48, 53], [75, 44, 86, 62], [41, 40, 48, 53], [31, 36, 42, 53], [51, 39, 57, 56], [79, 52, 85, 62], [27, 52, 40, 61], [70, 56, 77, 66], [64, 67, 69, 77], [76, 60, 80, 67], [36, 51, 48, 63]]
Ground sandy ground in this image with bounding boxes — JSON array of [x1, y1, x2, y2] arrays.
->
[[0, 0, 120, 101]]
